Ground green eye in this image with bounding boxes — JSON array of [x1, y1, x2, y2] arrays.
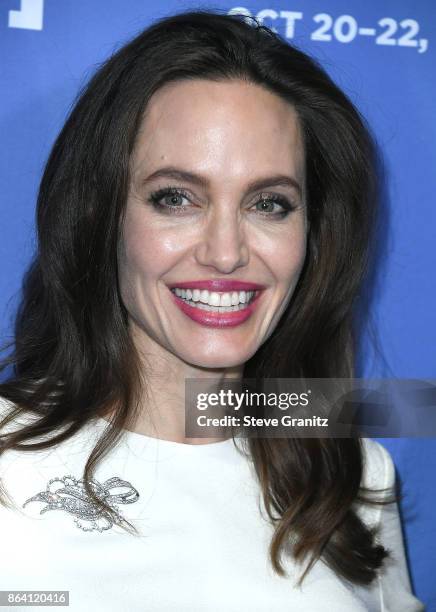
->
[[148, 187, 190, 213], [254, 195, 296, 216], [148, 187, 298, 219]]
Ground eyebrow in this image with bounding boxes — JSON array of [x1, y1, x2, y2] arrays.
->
[[141, 166, 302, 197]]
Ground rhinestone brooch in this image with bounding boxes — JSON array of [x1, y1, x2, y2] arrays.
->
[[22, 474, 140, 532]]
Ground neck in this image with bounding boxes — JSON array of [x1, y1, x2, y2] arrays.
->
[[104, 320, 244, 444]]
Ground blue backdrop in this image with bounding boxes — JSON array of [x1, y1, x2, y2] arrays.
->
[[1, 1, 435, 608]]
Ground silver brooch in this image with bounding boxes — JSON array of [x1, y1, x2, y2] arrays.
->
[[23, 474, 140, 532]]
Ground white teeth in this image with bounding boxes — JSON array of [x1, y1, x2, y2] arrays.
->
[[190, 302, 247, 312], [220, 293, 232, 307], [172, 287, 256, 308], [209, 292, 221, 307]]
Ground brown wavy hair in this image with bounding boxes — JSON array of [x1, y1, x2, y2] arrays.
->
[[0, 8, 395, 586]]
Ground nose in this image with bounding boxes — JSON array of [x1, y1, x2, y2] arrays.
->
[[194, 204, 249, 274]]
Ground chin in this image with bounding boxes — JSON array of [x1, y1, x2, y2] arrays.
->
[[187, 348, 258, 370]]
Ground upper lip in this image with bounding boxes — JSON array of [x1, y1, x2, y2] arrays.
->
[[167, 280, 266, 292]]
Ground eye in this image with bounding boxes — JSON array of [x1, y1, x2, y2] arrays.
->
[[252, 193, 298, 218], [147, 186, 298, 219], [148, 186, 191, 214]]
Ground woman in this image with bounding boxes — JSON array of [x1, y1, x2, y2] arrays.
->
[[0, 9, 424, 611]]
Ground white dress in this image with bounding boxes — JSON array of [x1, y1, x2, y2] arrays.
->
[[0, 396, 425, 611]]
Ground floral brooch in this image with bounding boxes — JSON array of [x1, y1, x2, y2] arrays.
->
[[23, 474, 140, 532]]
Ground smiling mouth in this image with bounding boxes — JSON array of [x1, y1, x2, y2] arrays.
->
[[169, 287, 258, 312]]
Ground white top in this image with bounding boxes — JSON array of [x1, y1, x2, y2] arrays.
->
[[0, 396, 424, 611]]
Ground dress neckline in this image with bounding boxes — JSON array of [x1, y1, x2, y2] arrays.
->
[[92, 414, 241, 456]]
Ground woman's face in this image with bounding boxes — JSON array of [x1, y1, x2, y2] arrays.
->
[[118, 79, 308, 369]]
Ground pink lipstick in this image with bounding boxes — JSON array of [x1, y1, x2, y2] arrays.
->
[[166, 280, 265, 328], [167, 280, 265, 292]]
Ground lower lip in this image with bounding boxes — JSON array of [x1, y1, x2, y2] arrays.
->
[[169, 289, 263, 328]]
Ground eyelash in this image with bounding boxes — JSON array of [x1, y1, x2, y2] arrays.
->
[[147, 186, 298, 219]]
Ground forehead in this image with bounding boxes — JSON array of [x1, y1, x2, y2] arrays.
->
[[131, 79, 305, 186]]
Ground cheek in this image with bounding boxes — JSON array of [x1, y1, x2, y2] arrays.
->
[[116, 212, 155, 312], [117, 228, 150, 288], [117, 211, 184, 294], [259, 225, 308, 287]]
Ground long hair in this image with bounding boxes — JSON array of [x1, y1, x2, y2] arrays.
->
[[0, 8, 394, 586]]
